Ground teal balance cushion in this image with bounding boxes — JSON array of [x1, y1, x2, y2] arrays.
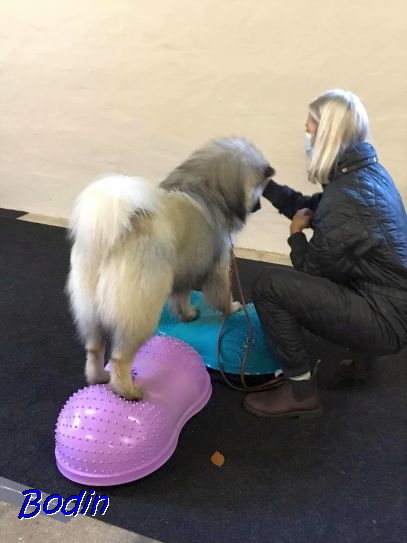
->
[[156, 291, 281, 376]]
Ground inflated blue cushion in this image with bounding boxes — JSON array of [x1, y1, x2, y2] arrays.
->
[[156, 291, 280, 375]]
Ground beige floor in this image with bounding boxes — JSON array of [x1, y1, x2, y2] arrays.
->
[[3, 213, 291, 543], [0, 501, 160, 543]]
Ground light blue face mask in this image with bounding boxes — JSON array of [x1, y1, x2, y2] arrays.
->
[[304, 132, 313, 160]]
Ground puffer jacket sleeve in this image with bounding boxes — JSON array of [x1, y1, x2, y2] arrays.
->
[[262, 179, 323, 220], [287, 189, 374, 280]]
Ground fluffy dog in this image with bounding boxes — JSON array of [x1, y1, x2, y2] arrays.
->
[[67, 137, 274, 400]]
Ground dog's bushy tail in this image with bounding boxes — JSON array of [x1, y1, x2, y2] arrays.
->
[[69, 174, 161, 259]]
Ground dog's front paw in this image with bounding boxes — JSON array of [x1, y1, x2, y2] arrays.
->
[[181, 307, 199, 322], [229, 301, 243, 314]]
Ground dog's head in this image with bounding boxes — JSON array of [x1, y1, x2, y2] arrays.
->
[[204, 137, 275, 230], [160, 136, 275, 232], [247, 164, 276, 215]]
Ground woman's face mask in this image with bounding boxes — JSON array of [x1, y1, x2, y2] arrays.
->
[[304, 132, 313, 160], [304, 113, 318, 161]]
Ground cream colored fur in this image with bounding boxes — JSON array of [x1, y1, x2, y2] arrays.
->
[[67, 137, 271, 400], [67, 175, 241, 400]]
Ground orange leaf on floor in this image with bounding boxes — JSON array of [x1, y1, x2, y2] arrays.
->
[[211, 451, 225, 467]]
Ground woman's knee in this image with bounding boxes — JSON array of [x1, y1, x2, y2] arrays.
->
[[252, 265, 293, 304]]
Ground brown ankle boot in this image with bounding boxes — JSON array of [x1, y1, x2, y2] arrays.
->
[[243, 377, 322, 418]]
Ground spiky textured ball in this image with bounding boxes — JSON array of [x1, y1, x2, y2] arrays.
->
[[55, 335, 211, 486]]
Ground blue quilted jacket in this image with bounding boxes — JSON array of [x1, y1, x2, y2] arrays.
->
[[262, 142, 407, 336]]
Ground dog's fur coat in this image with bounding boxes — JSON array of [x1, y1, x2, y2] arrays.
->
[[67, 137, 274, 399]]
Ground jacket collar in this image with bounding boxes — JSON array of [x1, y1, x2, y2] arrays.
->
[[329, 142, 377, 181]]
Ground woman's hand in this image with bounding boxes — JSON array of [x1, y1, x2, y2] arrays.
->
[[290, 208, 314, 235]]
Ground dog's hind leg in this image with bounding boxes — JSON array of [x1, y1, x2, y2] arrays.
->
[[100, 236, 174, 399], [67, 256, 109, 386], [168, 291, 198, 322], [85, 328, 109, 385], [109, 313, 161, 400], [109, 338, 144, 401], [107, 279, 172, 401]]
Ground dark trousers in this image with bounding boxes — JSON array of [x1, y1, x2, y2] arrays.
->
[[252, 264, 402, 378]]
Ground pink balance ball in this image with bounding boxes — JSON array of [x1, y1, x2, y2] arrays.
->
[[55, 335, 212, 486]]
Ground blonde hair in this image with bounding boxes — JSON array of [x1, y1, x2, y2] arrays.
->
[[308, 89, 370, 184]]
